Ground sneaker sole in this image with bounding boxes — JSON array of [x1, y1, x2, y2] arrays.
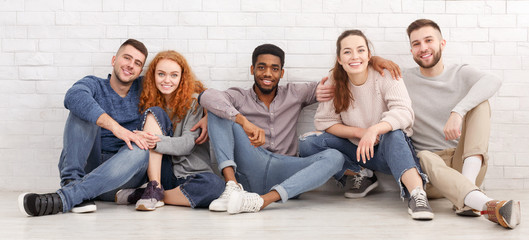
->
[[17, 192, 31, 217], [408, 208, 434, 220], [456, 209, 481, 217], [136, 201, 165, 211], [71, 204, 97, 213], [344, 181, 379, 199], [499, 200, 521, 229]]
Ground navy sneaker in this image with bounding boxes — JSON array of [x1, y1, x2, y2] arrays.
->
[[135, 181, 164, 211]]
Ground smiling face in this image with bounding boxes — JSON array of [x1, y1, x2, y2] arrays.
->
[[154, 59, 182, 101], [251, 54, 284, 95], [409, 26, 445, 69], [337, 35, 371, 77], [111, 44, 146, 86]]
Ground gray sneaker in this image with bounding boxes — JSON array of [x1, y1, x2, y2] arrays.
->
[[408, 188, 434, 220], [344, 174, 379, 199]]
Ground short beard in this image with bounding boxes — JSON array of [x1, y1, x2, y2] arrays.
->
[[414, 48, 442, 69], [254, 83, 277, 95], [112, 67, 130, 84], [253, 78, 277, 95]]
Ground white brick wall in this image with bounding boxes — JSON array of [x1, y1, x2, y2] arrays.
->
[[1, 0, 528, 192]]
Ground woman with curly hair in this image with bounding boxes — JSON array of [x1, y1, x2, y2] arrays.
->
[[115, 50, 224, 211]]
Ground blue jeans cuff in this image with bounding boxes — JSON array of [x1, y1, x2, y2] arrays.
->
[[56, 189, 69, 213], [271, 184, 289, 203], [219, 160, 237, 173]]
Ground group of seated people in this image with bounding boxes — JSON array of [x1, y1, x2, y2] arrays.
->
[[18, 19, 520, 230]]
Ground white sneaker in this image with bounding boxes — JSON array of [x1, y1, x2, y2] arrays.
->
[[209, 181, 243, 212], [227, 191, 264, 214]]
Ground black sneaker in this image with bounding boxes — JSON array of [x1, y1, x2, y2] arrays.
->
[[18, 192, 63, 217], [408, 188, 434, 220], [63, 179, 96, 213], [344, 174, 379, 198]]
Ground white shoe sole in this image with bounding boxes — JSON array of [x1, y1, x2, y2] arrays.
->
[[136, 201, 164, 211], [18, 192, 31, 217], [71, 203, 97, 213], [344, 181, 379, 199], [502, 200, 521, 229], [408, 208, 434, 220]]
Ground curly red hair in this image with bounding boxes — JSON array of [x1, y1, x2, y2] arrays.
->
[[139, 50, 206, 123]]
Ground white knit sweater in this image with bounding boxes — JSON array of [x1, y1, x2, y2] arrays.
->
[[314, 66, 414, 145]]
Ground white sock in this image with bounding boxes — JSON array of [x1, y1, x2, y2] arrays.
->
[[360, 168, 373, 177], [462, 156, 482, 184], [463, 190, 493, 210]]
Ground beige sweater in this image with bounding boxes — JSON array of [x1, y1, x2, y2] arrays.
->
[[314, 67, 414, 145]]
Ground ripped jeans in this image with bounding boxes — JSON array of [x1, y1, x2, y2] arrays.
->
[[299, 130, 427, 198]]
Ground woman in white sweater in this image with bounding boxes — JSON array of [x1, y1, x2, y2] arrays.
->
[[299, 30, 432, 220]]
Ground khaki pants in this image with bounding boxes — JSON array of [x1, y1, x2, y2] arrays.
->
[[418, 101, 490, 209]]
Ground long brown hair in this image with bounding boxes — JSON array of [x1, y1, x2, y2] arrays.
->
[[331, 30, 371, 113], [139, 50, 206, 123]]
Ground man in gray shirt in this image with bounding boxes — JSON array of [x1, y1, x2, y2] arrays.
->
[[404, 19, 520, 229]]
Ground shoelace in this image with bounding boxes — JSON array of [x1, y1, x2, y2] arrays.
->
[[241, 193, 262, 212], [142, 181, 164, 201], [351, 175, 364, 189], [413, 192, 428, 208], [220, 182, 242, 199]]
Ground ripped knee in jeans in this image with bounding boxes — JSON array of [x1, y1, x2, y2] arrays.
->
[[298, 131, 323, 141]]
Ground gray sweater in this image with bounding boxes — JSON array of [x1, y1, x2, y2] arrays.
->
[[403, 64, 502, 152], [154, 95, 213, 178]]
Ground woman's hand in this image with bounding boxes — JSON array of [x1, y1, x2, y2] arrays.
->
[[356, 127, 379, 163], [133, 130, 160, 149]]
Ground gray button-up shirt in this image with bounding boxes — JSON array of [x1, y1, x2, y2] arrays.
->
[[200, 82, 318, 156]]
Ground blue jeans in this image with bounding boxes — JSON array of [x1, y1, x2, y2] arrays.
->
[[299, 130, 427, 198], [141, 107, 225, 208], [161, 159, 225, 208], [207, 113, 344, 203], [57, 113, 149, 212]]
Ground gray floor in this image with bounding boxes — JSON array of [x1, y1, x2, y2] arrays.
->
[[2, 189, 527, 239]]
